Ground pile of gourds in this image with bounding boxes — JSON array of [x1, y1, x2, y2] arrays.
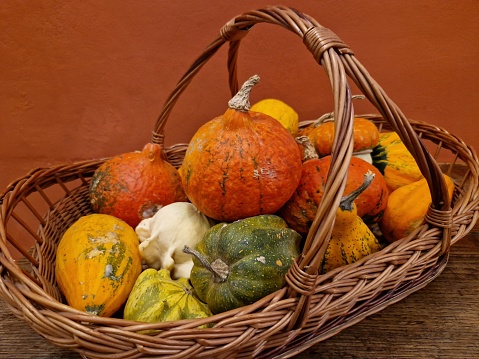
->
[[55, 75, 455, 325]]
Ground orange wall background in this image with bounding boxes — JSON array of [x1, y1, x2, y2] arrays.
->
[[1, 1, 478, 191]]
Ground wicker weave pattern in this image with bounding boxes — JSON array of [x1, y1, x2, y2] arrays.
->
[[1, 6, 479, 359]]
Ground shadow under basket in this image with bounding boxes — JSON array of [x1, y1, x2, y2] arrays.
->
[[1, 5, 479, 359]]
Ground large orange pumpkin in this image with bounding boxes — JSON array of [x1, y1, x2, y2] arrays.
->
[[279, 155, 389, 235], [89, 142, 187, 227], [179, 75, 302, 222]]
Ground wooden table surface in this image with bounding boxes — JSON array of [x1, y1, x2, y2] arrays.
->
[[0, 224, 477, 359]]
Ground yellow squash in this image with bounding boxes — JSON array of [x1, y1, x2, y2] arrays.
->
[[55, 214, 142, 317], [250, 98, 299, 136], [379, 175, 455, 242], [320, 171, 382, 274]]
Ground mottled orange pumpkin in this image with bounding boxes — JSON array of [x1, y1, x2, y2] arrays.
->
[[311, 118, 380, 157], [89, 143, 187, 227], [179, 75, 302, 222], [279, 155, 388, 235]]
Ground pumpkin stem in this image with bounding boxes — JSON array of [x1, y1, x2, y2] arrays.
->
[[183, 246, 229, 283], [340, 170, 375, 211], [295, 136, 319, 161], [228, 75, 260, 112]]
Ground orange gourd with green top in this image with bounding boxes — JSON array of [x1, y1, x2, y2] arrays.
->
[[371, 131, 424, 192]]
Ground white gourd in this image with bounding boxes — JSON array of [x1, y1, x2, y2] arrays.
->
[[353, 149, 373, 164], [136, 202, 214, 279]]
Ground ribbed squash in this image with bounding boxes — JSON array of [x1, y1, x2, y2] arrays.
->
[[310, 117, 380, 157], [89, 142, 187, 227], [179, 75, 302, 222], [371, 131, 424, 193], [55, 214, 142, 317], [279, 155, 389, 235], [379, 175, 455, 242], [320, 171, 382, 273], [123, 268, 212, 325], [185, 214, 301, 314]]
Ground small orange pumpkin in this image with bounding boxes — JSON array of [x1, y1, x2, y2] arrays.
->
[[310, 117, 380, 157], [179, 75, 302, 222], [89, 143, 187, 227], [279, 155, 389, 235]]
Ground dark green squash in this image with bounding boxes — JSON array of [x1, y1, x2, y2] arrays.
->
[[184, 215, 301, 314]]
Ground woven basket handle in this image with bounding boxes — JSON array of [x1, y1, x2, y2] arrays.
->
[[152, 5, 452, 327]]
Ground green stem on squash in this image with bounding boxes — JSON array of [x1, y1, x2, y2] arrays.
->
[[340, 170, 375, 211], [227, 75, 260, 112], [183, 246, 229, 283]]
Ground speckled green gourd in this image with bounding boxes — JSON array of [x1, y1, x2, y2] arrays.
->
[[123, 268, 212, 324], [320, 171, 382, 274], [185, 214, 301, 314]]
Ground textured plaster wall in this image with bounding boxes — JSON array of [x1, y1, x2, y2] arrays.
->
[[1, 0, 478, 190]]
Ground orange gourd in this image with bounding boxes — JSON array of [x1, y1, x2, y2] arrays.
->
[[89, 142, 187, 227], [279, 155, 389, 235], [379, 175, 455, 242], [179, 75, 302, 222]]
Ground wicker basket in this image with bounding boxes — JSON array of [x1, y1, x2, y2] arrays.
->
[[1, 6, 478, 359]]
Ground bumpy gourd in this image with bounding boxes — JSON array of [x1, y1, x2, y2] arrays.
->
[[55, 214, 142, 317], [379, 175, 455, 242], [123, 268, 212, 325], [179, 75, 302, 222], [185, 214, 301, 314], [279, 156, 389, 235], [89, 142, 187, 227], [320, 171, 382, 274], [136, 202, 214, 279], [250, 98, 299, 136], [371, 131, 424, 193]]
